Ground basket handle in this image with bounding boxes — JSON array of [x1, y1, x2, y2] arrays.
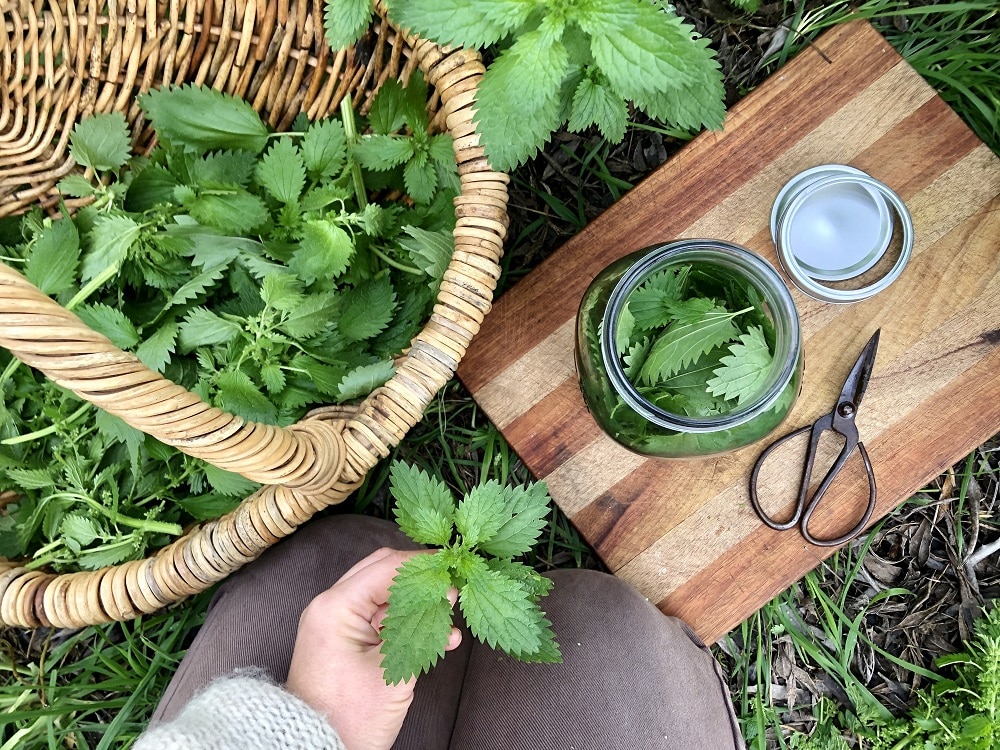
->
[[0, 260, 346, 494]]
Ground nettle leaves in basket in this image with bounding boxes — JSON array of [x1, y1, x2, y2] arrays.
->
[[0, 80, 458, 572], [323, 0, 725, 169], [379, 462, 560, 684]]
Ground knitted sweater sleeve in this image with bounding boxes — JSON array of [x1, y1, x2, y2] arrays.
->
[[135, 673, 347, 750]]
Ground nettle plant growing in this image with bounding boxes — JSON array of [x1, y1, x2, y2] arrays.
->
[[324, 0, 727, 169], [380, 461, 560, 684]]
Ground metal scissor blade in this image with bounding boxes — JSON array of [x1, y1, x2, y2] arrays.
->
[[838, 329, 881, 407]]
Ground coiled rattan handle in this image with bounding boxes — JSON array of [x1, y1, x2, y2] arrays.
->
[[0, 1, 508, 628]]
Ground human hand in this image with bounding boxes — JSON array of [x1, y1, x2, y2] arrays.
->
[[286, 548, 462, 750]]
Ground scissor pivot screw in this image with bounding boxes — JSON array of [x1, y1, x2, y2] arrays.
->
[[838, 403, 855, 417]]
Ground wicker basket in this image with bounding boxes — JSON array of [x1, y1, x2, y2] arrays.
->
[[0, 0, 508, 628]]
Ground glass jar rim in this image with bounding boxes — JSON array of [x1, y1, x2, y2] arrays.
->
[[600, 239, 801, 433]]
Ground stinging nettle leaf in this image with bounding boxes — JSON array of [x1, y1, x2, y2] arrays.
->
[[75, 304, 140, 349], [352, 135, 414, 171], [337, 360, 394, 401], [216, 369, 279, 424], [459, 554, 543, 658], [301, 119, 347, 177], [69, 111, 132, 171], [473, 26, 570, 170], [478, 482, 552, 559], [389, 0, 528, 49], [139, 84, 269, 154], [81, 214, 142, 282], [177, 307, 242, 351], [454, 480, 511, 549], [136, 322, 178, 373], [706, 325, 774, 406], [403, 149, 437, 204], [390, 461, 456, 547], [256, 137, 306, 203], [58, 174, 96, 198], [398, 225, 452, 283], [568, 73, 629, 142], [379, 552, 455, 684], [367, 78, 408, 135], [291, 220, 354, 284], [188, 188, 269, 234], [323, 0, 373, 50], [336, 275, 396, 342], [25, 219, 80, 295], [638, 306, 744, 384]]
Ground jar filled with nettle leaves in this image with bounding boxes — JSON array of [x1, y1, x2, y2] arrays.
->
[[575, 239, 803, 458]]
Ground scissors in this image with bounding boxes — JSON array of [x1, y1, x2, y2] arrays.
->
[[750, 329, 880, 547]]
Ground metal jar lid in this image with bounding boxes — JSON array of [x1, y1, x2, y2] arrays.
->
[[771, 167, 914, 304]]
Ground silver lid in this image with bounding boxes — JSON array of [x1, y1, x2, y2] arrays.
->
[[773, 171, 913, 304], [771, 164, 893, 281]]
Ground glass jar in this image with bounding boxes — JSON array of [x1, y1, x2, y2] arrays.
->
[[575, 239, 803, 458]]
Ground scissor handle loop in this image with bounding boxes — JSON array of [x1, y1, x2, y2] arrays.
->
[[801, 441, 877, 546], [749, 424, 813, 531], [749, 417, 877, 546]]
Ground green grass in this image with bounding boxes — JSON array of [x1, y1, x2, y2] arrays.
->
[[2, 1, 998, 747]]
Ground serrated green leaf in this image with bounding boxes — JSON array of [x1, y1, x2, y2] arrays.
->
[[178, 307, 243, 351], [486, 558, 554, 600], [478, 482, 551, 559], [353, 135, 414, 171], [574, 0, 638, 35], [454, 480, 510, 548], [337, 360, 394, 401], [280, 295, 336, 340], [58, 174, 96, 198], [379, 552, 455, 684], [622, 336, 652, 379], [256, 137, 306, 203], [403, 149, 437, 204], [628, 266, 691, 330], [389, 0, 530, 48], [139, 84, 269, 153], [730, 0, 761, 12], [389, 461, 456, 546], [81, 215, 142, 282], [459, 554, 543, 657], [336, 276, 396, 342], [301, 119, 347, 177], [638, 306, 743, 384], [615, 304, 636, 355], [260, 362, 287, 395], [590, 5, 696, 98], [398, 226, 452, 282], [426, 134, 455, 166], [2, 467, 56, 490], [124, 165, 179, 212], [77, 539, 138, 570], [136, 322, 178, 373], [75, 304, 140, 349], [164, 265, 227, 309], [178, 492, 242, 521], [291, 220, 354, 283], [203, 462, 261, 497], [190, 150, 258, 187], [188, 188, 269, 233], [368, 78, 408, 135], [474, 26, 570, 170], [260, 272, 305, 312], [25, 219, 79, 295], [297, 357, 348, 396], [216, 370, 278, 424], [638, 43, 726, 131], [706, 325, 773, 405], [61, 514, 101, 552], [568, 73, 628, 142], [70, 112, 132, 171], [323, 0, 373, 49]]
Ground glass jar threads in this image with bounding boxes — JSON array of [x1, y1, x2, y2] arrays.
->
[[575, 239, 803, 458]]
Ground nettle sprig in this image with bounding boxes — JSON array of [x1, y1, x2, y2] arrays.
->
[[324, 0, 725, 170], [379, 461, 561, 684]]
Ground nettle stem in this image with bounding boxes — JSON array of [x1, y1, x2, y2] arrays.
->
[[340, 96, 368, 209], [1, 402, 92, 446]]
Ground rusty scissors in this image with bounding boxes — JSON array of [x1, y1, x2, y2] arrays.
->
[[750, 330, 880, 547]]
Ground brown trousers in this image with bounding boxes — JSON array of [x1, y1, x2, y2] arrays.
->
[[151, 515, 744, 749]]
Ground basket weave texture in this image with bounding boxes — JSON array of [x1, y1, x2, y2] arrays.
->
[[0, 0, 508, 628]]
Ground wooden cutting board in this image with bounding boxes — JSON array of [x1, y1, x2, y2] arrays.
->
[[457, 20, 1000, 644]]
